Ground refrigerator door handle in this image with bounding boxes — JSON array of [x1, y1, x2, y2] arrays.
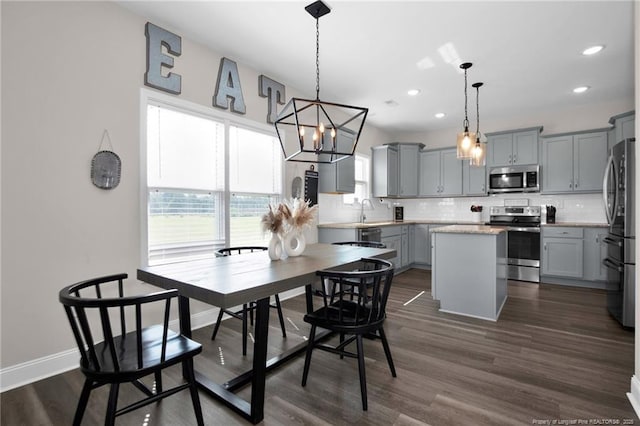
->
[[603, 257, 624, 272], [602, 154, 615, 225]]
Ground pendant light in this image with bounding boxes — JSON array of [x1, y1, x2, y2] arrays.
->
[[274, 1, 368, 164], [456, 62, 476, 159], [470, 82, 486, 167]]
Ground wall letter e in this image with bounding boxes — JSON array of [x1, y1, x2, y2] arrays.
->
[[144, 22, 182, 95]]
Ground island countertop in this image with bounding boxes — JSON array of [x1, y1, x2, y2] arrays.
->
[[430, 224, 507, 235]]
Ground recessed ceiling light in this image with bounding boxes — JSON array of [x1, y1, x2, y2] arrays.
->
[[573, 86, 590, 94], [435, 112, 446, 119], [407, 89, 421, 96], [582, 45, 604, 56]]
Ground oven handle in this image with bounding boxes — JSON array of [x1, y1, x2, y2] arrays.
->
[[502, 226, 540, 233], [602, 236, 623, 247], [603, 257, 624, 272]]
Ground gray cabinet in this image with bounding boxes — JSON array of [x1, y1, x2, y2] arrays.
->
[[541, 227, 584, 278], [419, 148, 462, 197], [381, 226, 402, 269], [318, 227, 358, 243], [583, 227, 608, 282], [462, 161, 486, 195], [486, 128, 541, 167], [318, 128, 355, 193], [412, 224, 430, 264], [372, 145, 398, 197], [372, 143, 423, 198], [401, 225, 410, 267], [399, 144, 420, 197], [541, 131, 607, 193], [609, 110, 635, 147]]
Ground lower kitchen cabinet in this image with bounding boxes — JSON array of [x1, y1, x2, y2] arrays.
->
[[541, 227, 584, 278], [381, 236, 401, 269], [412, 224, 430, 264], [401, 225, 410, 267], [541, 226, 608, 285], [318, 228, 357, 243], [583, 227, 608, 282]]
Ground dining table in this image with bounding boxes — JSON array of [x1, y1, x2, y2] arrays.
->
[[137, 242, 395, 424]]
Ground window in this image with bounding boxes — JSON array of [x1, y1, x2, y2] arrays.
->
[[143, 94, 282, 265], [343, 154, 370, 204]]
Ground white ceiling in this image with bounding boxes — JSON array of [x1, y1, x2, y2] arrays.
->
[[118, 1, 635, 134]]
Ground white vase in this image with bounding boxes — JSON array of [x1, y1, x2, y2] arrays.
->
[[268, 233, 282, 261], [283, 229, 306, 257]]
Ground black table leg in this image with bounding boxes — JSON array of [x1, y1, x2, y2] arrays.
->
[[305, 284, 314, 314], [249, 297, 270, 423], [179, 295, 192, 379]]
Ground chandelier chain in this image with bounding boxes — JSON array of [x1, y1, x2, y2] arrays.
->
[[315, 18, 320, 100], [475, 84, 480, 135], [463, 67, 469, 129]]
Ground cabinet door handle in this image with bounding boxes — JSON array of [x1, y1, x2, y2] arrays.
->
[[508, 154, 512, 164], [575, 180, 578, 188], [569, 181, 573, 189], [513, 154, 517, 163], [543, 243, 547, 250]]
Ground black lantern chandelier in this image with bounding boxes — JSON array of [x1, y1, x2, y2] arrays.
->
[[274, 0, 368, 164], [456, 62, 476, 159], [470, 82, 486, 166]]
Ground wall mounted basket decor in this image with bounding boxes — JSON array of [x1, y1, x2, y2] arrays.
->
[[91, 129, 121, 190]]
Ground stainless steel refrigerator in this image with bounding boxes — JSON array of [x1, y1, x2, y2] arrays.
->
[[603, 138, 635, 327]]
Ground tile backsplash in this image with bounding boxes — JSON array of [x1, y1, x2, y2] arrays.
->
[[318, 193, 606, 224]]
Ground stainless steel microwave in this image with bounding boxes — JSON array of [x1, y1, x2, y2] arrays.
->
[[488, 165, 540, 194]]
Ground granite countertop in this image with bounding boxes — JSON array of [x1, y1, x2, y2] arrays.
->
[[317, 220, 481, 229], [430, 224, 507, 235], [542, 222, 608, 227], [318, 220, 608, 229]]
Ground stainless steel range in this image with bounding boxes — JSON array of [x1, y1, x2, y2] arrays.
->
[[489, 205, 541, 282]]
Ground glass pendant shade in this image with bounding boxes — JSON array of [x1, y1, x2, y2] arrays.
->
[[456, 62, 474, 159], [469, 138, 486, 167], [456, 128, 476, 159]]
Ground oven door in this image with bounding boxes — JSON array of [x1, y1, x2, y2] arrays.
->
[[507, 228, 541, 267], [506, 228, 541, 282]]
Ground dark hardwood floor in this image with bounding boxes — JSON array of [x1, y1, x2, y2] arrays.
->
[[2, 269, 637, 425]]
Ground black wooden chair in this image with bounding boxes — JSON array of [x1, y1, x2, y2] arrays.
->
[[59, 273, 204, 426], [301, 258, 396, 410], [210, 246, 287, 356], [332, 241, 387, 248]]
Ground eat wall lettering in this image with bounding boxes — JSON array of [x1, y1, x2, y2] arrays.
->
[[144, 22, 285, 123]]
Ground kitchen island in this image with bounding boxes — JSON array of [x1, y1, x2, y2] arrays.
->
[[431, 225, 508, 321]]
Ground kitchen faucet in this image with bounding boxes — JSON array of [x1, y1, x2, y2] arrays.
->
[[360, 198, 373, 223]]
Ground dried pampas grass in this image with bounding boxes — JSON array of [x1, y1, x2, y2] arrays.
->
[[261, 204, 284, 234], [262, 199, 318, 235], [289, 199, 318, 229]]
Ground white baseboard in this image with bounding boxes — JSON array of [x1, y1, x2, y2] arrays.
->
[[0, 288, 305, 393], [627, 375, 640, 417], [0, 306, 219, 393]]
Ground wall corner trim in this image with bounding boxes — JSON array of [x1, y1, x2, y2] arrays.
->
[[626, 375, 640, 418]]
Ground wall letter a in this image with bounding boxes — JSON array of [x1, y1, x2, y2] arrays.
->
[[213, 58, 246, 114]]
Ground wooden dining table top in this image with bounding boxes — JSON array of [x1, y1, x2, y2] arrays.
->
[[137, 243, 396, 308]]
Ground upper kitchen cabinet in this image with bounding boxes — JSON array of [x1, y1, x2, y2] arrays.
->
[[541, 130, 608, 193], [608, 110, 635, 150], [462, 161, 487, 196], [419, 148, 462, 197], [318, 128, 356, 194], [486, 127, 542, 167], [372, 143, 424, 198]]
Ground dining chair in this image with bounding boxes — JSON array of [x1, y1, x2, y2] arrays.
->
[[59, 273, 204, 426], [332, 241, 387, 248], [301, 258, 396, 410], [211, 246, 287, 356]]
